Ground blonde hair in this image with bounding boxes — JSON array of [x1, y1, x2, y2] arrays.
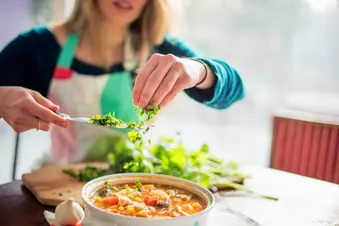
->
[[63, 0, 171, 69]]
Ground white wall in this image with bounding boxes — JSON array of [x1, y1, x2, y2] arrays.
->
[[152, 0, 339, 166]]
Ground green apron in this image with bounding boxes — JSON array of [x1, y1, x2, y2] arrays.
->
[[46, 33, 139, 163]]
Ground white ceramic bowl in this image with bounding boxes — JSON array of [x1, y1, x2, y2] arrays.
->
[[81, 173, 215, 226]]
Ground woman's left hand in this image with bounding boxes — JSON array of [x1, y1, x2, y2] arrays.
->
[[133, 53, 208, 109]]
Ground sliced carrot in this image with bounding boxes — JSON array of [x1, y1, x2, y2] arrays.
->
[[103, 195, 119, 206], [143, 195, 158, 206]]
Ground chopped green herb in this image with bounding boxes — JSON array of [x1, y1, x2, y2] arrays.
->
[[63, 166, 109, 182], [88, 112, 125, 127], [127, 130, 142, 144], [127, 120, 138, 129], [88, 103, 160, 147], [58, 193, 63, 196], [62, 169, 77, 178], [135, 179, 142, 192], [136, 102, 160, 122], [104, 181, 113, 190]]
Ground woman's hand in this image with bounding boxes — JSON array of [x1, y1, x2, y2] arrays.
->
[[132, 54, 215, 109], [0, 86, 67, 132]]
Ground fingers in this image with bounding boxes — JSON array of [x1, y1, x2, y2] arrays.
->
[[5, 118, 52, 133], [134, 54, 184, 108], [31, 91, 60, 112], [23, 98, 67, 127], [27, 116, 53, 131], [0, 87, 67, 133], [137, 63, 172, 108], [151, 63, 182, 106], [159, 80, 186, 109], [133, 54, 159, 105]]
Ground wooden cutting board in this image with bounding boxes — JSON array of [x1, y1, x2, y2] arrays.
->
[[22, 162, 108, 207]]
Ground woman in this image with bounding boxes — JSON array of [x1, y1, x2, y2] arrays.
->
[[0, 0, 244, 163]]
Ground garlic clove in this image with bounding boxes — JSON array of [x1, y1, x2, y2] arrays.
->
[[55, 198, 85, 225], [44, 210, 60, 226]]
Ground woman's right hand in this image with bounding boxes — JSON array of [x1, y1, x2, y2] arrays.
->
[[0, 86, 67, 132]]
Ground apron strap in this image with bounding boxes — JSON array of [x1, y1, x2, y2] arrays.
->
[[56, 33, 80, 68]]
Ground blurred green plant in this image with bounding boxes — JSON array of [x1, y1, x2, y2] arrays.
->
[[64, 134, 278, 201]]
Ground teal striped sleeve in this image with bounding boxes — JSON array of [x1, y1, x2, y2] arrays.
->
[[157, 35, 245, 110]]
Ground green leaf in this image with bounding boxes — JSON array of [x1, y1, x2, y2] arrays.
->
[[135, 179, 142, 192]]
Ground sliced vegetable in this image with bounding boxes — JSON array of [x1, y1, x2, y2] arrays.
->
[[117, 194, 133, 207], [103, 195, 118, 206], [166, 190, 175, 197], [143, 196, 158, 206], [150, 190, 169, 201], [133, 202, 148, 211], [143, 184, 155, 190], [135, 210, 149, 217]]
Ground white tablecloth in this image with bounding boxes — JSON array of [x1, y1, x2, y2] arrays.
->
[[208, 166, 339, 226]]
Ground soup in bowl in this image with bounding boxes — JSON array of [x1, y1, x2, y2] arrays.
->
[[81, 173, 215, 226]]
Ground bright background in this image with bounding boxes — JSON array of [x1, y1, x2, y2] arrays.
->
[[1, 0, 339, 184]]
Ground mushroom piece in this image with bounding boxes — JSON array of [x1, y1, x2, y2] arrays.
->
[[156, 200, 171, 208], [97, 188, 110, 197]]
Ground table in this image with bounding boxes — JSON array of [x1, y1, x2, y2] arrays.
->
[[0, 180, 52, 226], [0, 167, 339, 226], [211, 167, 339, 226]]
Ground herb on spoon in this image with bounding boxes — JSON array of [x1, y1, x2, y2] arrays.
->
[[88, 103, 160, 147], [88, 112, 125, 127]]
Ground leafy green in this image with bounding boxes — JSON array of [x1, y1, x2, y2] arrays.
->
[[136, 103, 160, 122], [104, 181, 113, 190], [63, 135, 277, 200], [88, 103, 160, 147], [63, 166, 109, 182], [135, 179, 142, 192], [127, 130, 142, 144], [67, 102, 278, 201], [88, 112, 125, 127]]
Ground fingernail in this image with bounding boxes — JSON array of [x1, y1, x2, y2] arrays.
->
[[53, 105, 60, 111]]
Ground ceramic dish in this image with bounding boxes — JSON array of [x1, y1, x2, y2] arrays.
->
[[81, 173, 215, 226]]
